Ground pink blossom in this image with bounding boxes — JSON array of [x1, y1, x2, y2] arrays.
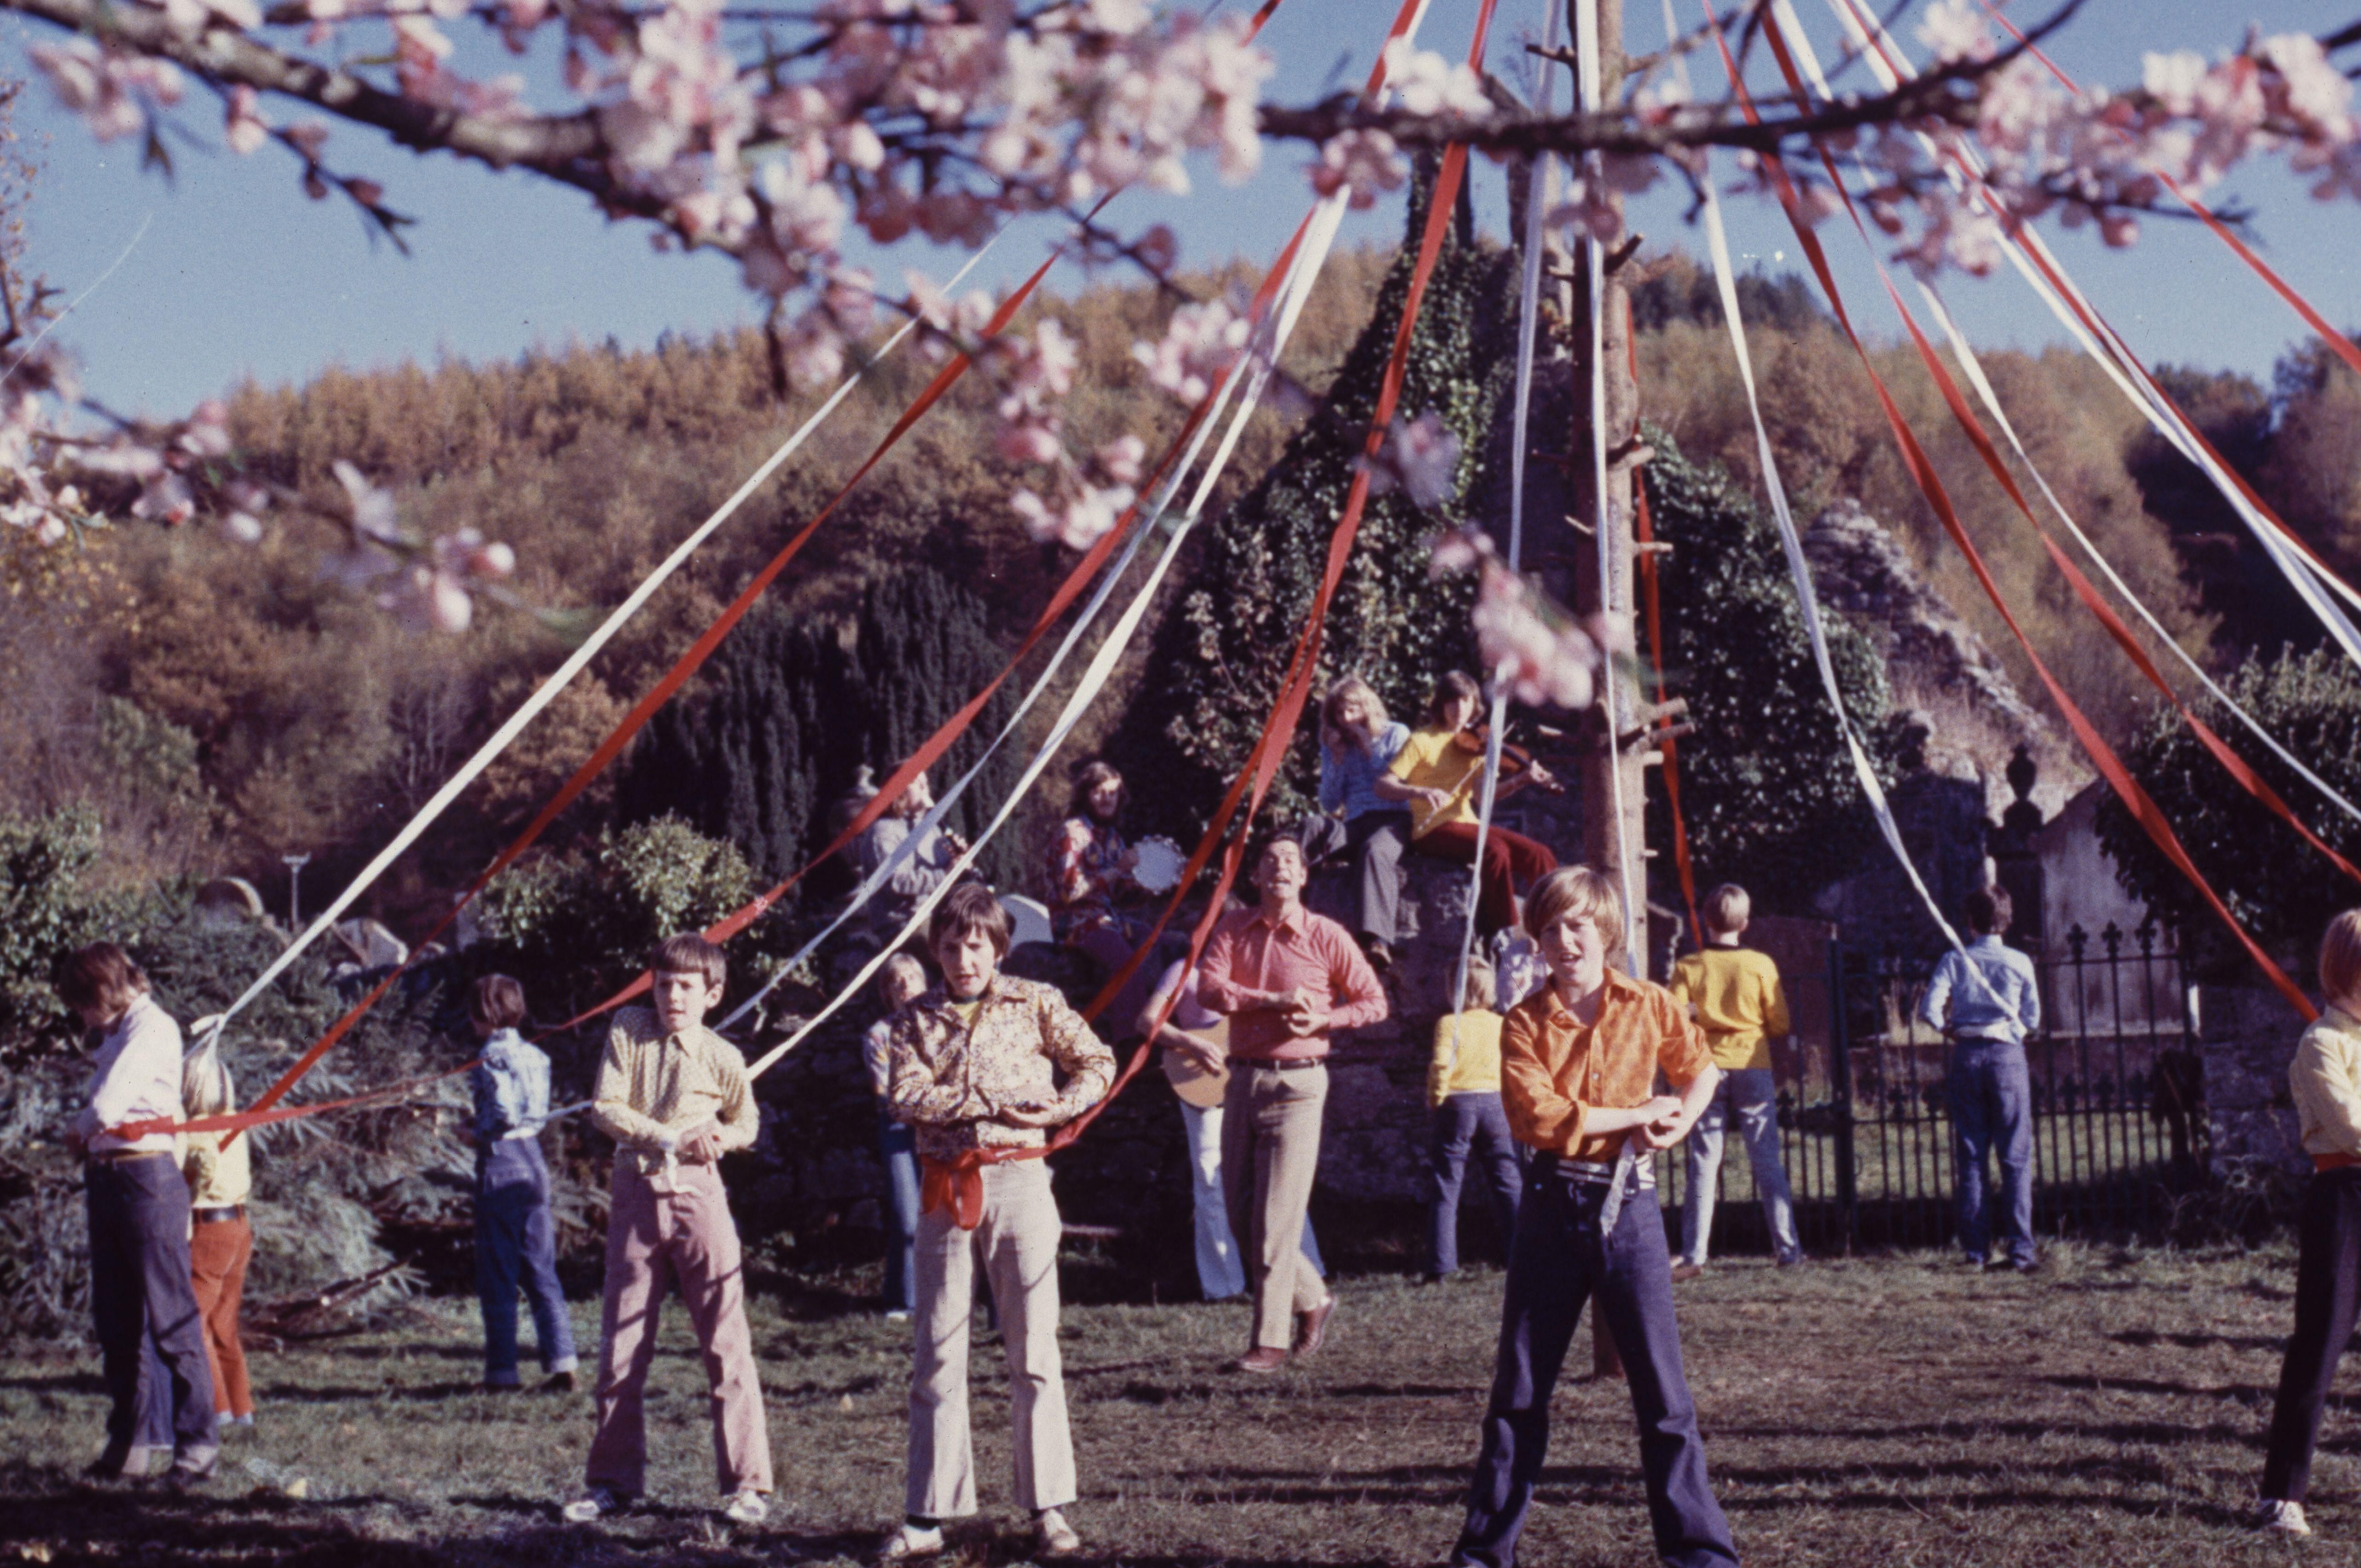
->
[[1361, 410, 1461, 511], [1132, 223, 1178, 275], [1093, 434, 1145, 487], [1309, 128, 1407, 210], [1131, 297, 1250, 404], [1427, 525, 1493, 579], [131, 472, 196, 526], [1013, 478, 1135, 550], [1915, 0, 1991, 65], [1380, 39, 1492, 120], [385, 564, 476, 633], [2141, 50, 2206, 116], [1470, 566, 1602, 712], [30, 38, 182, 143], [995, 414, 1063, 465], [177, 400, 233, 458], [334, 459, 400, 541], [2262, 34, 2353, 136], [223, 511, 266, 544]]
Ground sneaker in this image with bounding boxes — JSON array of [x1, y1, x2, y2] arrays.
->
[[1036, 1508, 1081, 1557], [1235, 1347, 1289, 1374], [562, 1486, 628, 1523], [86, 1445, 154, 1482], [885, 1309, 912, 1323], [2253, 1498, 2312, 1536], [1669, 1262, 1705, 1282], [542, 1370, 579, 1394], [722, 1488, 770, 1527], [877, 1522, 945, 1564], [2012, 1256, 2043, 1275], [164, 1448, 219, 1490]]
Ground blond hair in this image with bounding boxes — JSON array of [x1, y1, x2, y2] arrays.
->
[[1320, 674, 1390, 755], [878, 951, 928, 1007], [1523, 865, 1625, 955], [1704, 884, 1751, 937], [2324, 909, 2361, 1008], [1456, 954, 1497, 1013]]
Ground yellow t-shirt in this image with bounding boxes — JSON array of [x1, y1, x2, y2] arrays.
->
[[1388, 727, 1484, 837], [2292, 1006, 2361, 1160], [1667, 945, 1789, 1072], [1429, 1007, 1505, 1106]]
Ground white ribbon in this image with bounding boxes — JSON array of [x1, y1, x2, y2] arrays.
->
[[737, 188, 1363, 1077], [200, 235, 1009, 1043], [1665, 0, 1987, 977]]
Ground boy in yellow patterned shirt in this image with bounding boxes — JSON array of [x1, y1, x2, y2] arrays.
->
[[1667, 884, 1801, 1276]]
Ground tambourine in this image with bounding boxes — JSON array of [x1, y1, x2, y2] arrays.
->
[[1132, 834, 1188, 893]]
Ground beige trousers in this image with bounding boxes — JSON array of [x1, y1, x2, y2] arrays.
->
[[908, 1159, 1076, 1518], [1221, 1063, 1332, 1351], [587, 1160, 772, 1497]]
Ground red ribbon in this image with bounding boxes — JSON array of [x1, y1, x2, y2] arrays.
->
[[1713, 5, 2316, 1020], [920, 1151, 990, 1230], [1625, 300, 1702, 950]]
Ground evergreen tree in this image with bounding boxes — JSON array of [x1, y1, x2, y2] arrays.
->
[[620, 564, 1019, 906], [1640, 430, 1897, 913], [1109, 168, 1514, 841]]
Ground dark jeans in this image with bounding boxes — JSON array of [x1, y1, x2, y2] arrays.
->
[[2263, 1166, 2361, 1501], [1298, 809, 1411, 946], [878, 1103, 920, 1313], [1452, 1163, 1738, 1568], [1428, 1093, 1522, 1277], [475, 1138, 578, 1385], [87, 1155, 216, 1462], [1949, 1040, 2035, 1264]]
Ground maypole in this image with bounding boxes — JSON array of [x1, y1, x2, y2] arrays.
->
[[1565, 0, 1654, 979]]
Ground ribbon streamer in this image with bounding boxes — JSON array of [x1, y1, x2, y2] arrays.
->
[[1723, 6, 2314, 1019]]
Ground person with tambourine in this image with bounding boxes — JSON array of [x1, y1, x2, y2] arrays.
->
[[1046, 759, 1163, 1029], [1376, 671, 1560, 939]]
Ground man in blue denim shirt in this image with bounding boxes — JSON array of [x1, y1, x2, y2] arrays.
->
[[468, 975, 579, 1392], [1919, 888, 2042, 1273]]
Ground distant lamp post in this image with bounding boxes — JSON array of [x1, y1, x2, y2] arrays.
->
[[283, 854, 312, 929]]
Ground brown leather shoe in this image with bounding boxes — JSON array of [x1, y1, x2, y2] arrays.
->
[[1669, 1262, 1705, 1282], [1234, 1347, 1289, 1374], [1295, 1298, 1337, 1356]]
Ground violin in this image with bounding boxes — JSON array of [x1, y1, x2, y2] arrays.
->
[[1450, 721, 1565, 794]]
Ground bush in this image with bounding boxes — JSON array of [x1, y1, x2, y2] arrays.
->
[[476, 815, 759, 1021], [2098, 646, 2361, 971], [0, 809, 142, 1058]]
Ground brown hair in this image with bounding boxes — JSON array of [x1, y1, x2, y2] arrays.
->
[[470, 973, 528, 1031], [1423, 670, 1482, 729], [1320, 674, 1390, 755], [652, 933, 728, 990], [1965, 885, 2013, 937], [1072, 759, 1124, 816], [52, 943, 150, 1018], [1523, 865, 1625, 955], [1703, 884, 1751, 937], [2323, 910, 2361, 1007], [929, 881, 1013, 959], [1457, 953, 1497, 1013]]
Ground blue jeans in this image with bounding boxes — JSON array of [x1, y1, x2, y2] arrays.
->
[[1428, 1093, 1522, 1277], [878, 1104, 920, 1312], [1451, 1163, 1739, 1568], [88, 1155, 216, 1462], [1949, 1040, 2035, 1265], [475, 1138, 578, 1385], [1680, 1068, 1800, 1266]]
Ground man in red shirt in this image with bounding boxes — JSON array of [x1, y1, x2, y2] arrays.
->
[[1198, 833, 1389, 1372]]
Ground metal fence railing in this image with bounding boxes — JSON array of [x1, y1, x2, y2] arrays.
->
[[1649, 923, 2203, 1255]]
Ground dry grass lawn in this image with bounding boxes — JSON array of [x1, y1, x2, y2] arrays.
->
[[0, 1243, 2350, 1566]]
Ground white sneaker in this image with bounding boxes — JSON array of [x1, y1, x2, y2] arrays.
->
[[561, 1486, 627, 1523], [1036, 1508, 1081, 1556], [876, 1522, 945, 1564], [2254, 1497, 2312, 1536], [722, 1488, 770, 1526]]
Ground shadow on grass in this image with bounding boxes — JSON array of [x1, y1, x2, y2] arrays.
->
[[2106, 1329, 2284, 1354], [0, 1372, 104, 1395]]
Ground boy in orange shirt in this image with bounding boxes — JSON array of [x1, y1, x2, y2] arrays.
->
[[1446, 867, 1738, 1568]]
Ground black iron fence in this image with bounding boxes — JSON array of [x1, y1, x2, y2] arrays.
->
[[1652, 922, 2205, 1256]]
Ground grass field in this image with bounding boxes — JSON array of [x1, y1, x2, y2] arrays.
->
[[0, 1244, 2349, 1566]]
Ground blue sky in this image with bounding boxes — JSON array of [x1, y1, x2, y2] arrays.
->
[[12, 0, 2359, 419]]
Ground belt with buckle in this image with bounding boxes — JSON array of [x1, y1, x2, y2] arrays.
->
[[1238, 1056, 1326, 1071], [194, 1204, 245, 1224]]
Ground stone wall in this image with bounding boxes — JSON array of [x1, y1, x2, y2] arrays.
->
[[729, 854, 1490, 1296], [2198, 984, 2311, 1180]]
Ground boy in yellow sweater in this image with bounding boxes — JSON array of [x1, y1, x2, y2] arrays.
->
[[1425, 955, 1521, 1281], [1668, 885, 1801, 1277]]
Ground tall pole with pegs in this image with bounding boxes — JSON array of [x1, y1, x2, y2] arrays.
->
[[1560, 0, 1655, 982]]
